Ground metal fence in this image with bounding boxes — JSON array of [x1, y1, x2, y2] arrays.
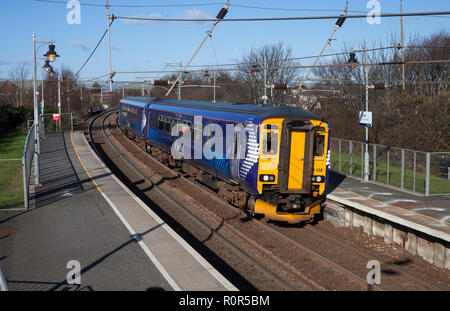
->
[[330, 138, 450, 196], [22, 124, 36, 209], [0, 125, 34, 210], [41, 113, 73, 134]]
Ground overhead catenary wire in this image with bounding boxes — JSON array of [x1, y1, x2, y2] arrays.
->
[[297, 0, 349, 90], [32, 0, 450, 18], [114, 59, 450, 75], [34, 0, 224, 8], [72, 18, 115, 79], [114, 11, 450, 22], [165, 0, 231, 97]]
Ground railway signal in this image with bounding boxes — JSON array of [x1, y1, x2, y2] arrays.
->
[[154, 79, 169, 86], [273, 83, 288, 90]]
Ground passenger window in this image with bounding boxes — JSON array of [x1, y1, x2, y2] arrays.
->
[[262, 124, 278, 155], [164, 117, 172, 133], [158, 116, 165, 131], [314, 134, 325, 156]]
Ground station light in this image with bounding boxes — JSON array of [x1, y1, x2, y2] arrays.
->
[[43, 44, 60, 62], [347, 51, 359, 70], [251, 64, 259, 77], [42, 60, 52, 72], [273, 83, 288, 90]]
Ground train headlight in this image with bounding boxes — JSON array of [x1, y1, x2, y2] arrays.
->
[[312, 175, 325, 183], [259, 174, 275, 182]]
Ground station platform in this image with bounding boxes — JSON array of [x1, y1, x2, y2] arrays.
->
[[327, 171, 450, 233], [326, 171, 450, 269], [0, 132, 236, 291]]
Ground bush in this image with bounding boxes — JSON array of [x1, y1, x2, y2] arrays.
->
[[0, 105, 33, 131]]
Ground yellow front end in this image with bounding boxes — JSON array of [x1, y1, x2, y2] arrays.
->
[[254, 118, 329, 223]]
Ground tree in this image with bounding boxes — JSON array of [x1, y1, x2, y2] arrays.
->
[[8, 62, 31, 107], [235, 42, 300, 105]]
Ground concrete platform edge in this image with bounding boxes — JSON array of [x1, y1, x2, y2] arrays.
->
[[75, 131, 238, 291], [325, 194, 450, 270]]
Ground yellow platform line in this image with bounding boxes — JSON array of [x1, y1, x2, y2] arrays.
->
[[335, 186, 450, 225], [70, 131, 103, 195]]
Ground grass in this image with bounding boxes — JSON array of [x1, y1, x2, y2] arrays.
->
[[330, 151, 450, 195], [0, 126, 28, 209]]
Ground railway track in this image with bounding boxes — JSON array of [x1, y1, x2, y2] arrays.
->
[[87, 110, 449, 291]]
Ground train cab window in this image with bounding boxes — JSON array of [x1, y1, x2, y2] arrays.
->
[[314, 134, 325, 156], [262, 124, 278, 155]]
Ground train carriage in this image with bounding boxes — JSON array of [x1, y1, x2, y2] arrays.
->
[[118, 97, 330, 224]]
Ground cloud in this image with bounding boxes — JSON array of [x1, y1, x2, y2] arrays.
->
[[71, 40, 90, 51], [0, 60, 11, 66], [176, 9, 212, 24], [111, 44, 120, 51], [179, 8, 212, 20]]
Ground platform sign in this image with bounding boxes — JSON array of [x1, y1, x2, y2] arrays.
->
[[359, 111, 372, 127], [40, 101, 44, 115], [53, 113, 60, 121]]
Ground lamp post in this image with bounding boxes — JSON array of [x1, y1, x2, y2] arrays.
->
[[348, 49, 370, 181], [57, 74, 61, 132], [40, 60, 52, 138], [32, 33, 60, 185]]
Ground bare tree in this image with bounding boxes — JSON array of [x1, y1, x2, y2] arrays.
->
[[9, 62, 31, 107], [235, 42, 300, 105]]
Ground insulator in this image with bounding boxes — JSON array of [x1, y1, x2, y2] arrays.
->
[[336, 15, 346, 27], [216, 8, 228, 19]]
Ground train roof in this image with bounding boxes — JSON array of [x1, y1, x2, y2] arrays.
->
[[120, 97, 323, 122]]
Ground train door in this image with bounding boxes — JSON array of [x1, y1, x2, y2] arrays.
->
[[281, 120, 314, 194], [288, 130, 306, 190]]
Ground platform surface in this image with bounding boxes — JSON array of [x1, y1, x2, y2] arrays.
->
[[0, 131, 235, 291], [327, 171, 450, 240]]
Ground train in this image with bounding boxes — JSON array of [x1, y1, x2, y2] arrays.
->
[[118, 97, 331, 224]]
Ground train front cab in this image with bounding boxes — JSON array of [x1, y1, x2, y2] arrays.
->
[[252, 118, 329, 224]]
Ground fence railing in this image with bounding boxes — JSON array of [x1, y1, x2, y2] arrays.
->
[[0, 125, 34, 210], [41, 113, 73, 134], [330, 138, 450, 196], [22, 124, 36, 209]]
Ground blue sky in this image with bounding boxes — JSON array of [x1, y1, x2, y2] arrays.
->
[[0, 0, 448, 83]]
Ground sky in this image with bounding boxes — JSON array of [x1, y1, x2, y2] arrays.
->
[[0, 0, 448, 85]]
